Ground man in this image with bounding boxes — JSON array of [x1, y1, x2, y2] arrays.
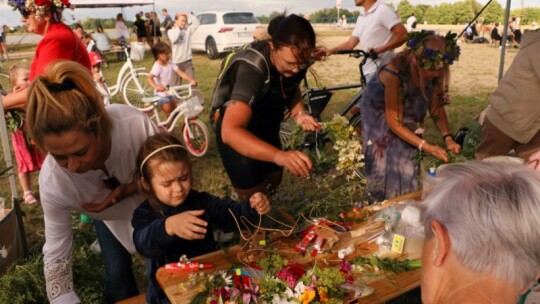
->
[[167, 12, 200, 83], [162, 8, 173, 40], [326, 0, 407, 84], [476, 29, 540, 160]]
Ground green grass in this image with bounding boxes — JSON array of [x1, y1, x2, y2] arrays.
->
[[0, 36, 488, 302]]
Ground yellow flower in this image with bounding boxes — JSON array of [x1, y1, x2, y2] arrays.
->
[[318, 286, 329, 303], [298, 289, 316, 304]]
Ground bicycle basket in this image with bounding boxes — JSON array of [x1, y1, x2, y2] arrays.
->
[[307, 90, 333, 120], [130, 42, 145, 62]]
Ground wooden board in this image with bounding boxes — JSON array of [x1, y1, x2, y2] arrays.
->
[[156, 191, 422, 304]]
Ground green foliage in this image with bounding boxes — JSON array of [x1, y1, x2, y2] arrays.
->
[[258, 253, 288, 275], [300, 265, 345, 298], [351, 256, 422, 273], [258, 275, 289, 302]]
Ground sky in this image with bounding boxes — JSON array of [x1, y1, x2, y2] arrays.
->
[[1, 0, 540, 27]]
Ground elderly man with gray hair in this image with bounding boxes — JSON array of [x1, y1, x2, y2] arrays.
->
[[420, 161, 540, 304]]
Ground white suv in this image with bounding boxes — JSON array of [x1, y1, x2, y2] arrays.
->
[[191, 11, 260, 59]]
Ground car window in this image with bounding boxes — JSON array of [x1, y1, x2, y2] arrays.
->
[[199, 14, 217, 25], [223, 13, 258, 24]]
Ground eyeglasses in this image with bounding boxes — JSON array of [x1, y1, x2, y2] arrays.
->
[[274, 49, 313, 71]]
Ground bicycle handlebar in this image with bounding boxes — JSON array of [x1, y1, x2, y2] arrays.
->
[[167, 84, 193, 99], [334, 49, 378, 60]]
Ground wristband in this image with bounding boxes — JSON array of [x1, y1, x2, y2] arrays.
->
[[442, 133, 453, 141], [418, 140, 426, 151]]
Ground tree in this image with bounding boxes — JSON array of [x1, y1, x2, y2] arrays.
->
[[397, 0, 414, 22], [482, 1, 504, 24]]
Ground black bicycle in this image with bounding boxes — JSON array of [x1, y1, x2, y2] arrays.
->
[[280, 49, 378, 149]]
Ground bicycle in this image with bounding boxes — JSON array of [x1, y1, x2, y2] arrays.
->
[[102, 45, 153, 107], [280, 49, 377, 149], [141, 84, 209, 157]]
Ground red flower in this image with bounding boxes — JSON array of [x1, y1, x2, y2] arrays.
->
[[35, 0, 51, 6], [61, 0, 71, 6]]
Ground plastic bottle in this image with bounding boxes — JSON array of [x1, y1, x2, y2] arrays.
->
[[422, 167, 436, 199]]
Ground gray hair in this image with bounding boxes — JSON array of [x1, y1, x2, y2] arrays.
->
[[423, 161, 540, 290]]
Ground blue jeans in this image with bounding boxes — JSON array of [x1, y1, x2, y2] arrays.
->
[[94, 220, 139, 303]]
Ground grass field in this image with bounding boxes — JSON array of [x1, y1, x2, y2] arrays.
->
[[0, 28, 517, 302]]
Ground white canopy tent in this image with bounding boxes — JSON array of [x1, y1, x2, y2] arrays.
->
[[70, 0, 155, 8]]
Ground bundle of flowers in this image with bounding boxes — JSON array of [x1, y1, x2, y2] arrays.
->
[[190, 254, 355, 304]]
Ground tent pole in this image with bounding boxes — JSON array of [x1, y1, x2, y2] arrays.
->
[[498, 0, 512, 82]]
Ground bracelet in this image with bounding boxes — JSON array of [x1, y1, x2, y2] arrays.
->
[[418, 140, 426, 151], [442, 133, 453, 141]]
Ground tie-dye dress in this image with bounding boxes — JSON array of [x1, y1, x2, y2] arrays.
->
[[360, 66, 433, 202]]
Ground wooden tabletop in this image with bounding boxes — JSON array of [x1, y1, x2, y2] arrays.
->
[[156, 191, 422, 304]]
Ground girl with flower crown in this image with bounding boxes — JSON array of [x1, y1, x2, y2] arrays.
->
[[3, 0, 91, 111], [360, 31, 461, 202]]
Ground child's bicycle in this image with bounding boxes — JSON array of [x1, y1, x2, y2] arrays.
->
[[103, 45, 153, 105], [141, 84, 209, 157], [280, 49, 377, 149]]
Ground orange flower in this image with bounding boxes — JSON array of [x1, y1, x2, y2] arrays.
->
[[298, 289, 316, 304], [318, 286, 329, 303]]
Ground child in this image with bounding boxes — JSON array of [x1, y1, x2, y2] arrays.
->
[[132, 133, 270, 304], [88, 52, 110, 106], [6, 64, 45, 204], [147, 42, 197, 119]]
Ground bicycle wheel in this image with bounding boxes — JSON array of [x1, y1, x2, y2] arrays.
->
[[122, 72, 154, 111], [181, 119, 209, 157], [0, 73, 10, 94]]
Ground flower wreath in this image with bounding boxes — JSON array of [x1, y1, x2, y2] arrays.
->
[[406, 30, 461, 71], [9, 0, 72, 21]]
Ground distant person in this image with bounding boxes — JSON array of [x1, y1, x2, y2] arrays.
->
[[5, 64, 45, 204], [168, 12, 200, 83], [476, 30, 540, 160], [325, 0, 408, 85], [406, 12, 417, 32], [0, 21, 6, 61], [115, 13, 130, 60], [341, 15, 348, 30], [162, 8, 173, 39], [82, 33, 96, 52], [93, 24, 110, 52], [150, 11, 162, 45], [133, 13, 148, 44], [132, 132, 271, 304], [74, 23, 85, 40], [491, 22, 503, 45], [145, 11, 154, 46], [421, 161, 540, 304], [89, 52, 110, 105]]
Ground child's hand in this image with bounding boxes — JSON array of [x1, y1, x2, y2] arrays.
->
[[93, 72, 102, 81], [12, 83, 28, 93], [189, 80, 197, 87], [165, 210, 208, 240], [249, 192, 270, 215], [156, 86, 167, 92]]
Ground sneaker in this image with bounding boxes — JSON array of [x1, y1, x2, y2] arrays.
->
[[23, 191, 37, 204]]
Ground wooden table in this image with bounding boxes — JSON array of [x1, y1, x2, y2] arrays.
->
[[157, 191, 422, 303]]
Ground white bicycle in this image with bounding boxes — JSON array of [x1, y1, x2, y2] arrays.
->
[[104, 46, 153, 105], [141, 84, 209, 157]]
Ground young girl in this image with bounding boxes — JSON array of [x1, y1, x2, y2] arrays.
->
[[132, 133, 270, 304], [6, 64, 45, 204], [147, 41, 197, 119], [88, 51, 110, 105]]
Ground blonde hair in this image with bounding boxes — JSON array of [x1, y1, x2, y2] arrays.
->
[[26, 60, 112, 152], [8, 63, 30, 88]]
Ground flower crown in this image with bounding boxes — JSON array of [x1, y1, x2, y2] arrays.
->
[[9, 0, 72, 21], [406, 30, 461, 70]]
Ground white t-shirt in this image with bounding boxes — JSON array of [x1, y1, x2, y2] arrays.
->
[[352, 1, 401, 76], [168, 14, 200, 64], [115, 21, 130, 39], [40, 105, 158, 304], [150, 60, 179, 96]]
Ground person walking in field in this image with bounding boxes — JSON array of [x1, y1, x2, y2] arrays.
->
[[168, 12, 200, 83]]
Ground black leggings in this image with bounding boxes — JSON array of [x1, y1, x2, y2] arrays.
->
[[215, 118, 282, 189]]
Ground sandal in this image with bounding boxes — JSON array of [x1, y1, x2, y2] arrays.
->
[[23, 191, 37, 204]]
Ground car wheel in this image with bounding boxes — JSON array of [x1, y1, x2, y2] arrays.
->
[[205, 37, 219, 60]]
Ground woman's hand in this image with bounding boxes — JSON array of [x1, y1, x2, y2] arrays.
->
[[82, 185, 125, 213], [293, 112, 320, 131], [274, 150, 312, 177], [424, 143, 448, 162], [165, 210, 208, 240], [249, 192, 271, 215], [444, 137, 461, 153]]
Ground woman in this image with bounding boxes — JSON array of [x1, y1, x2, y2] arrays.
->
[[421, 161, 540, 303], [26, 61, 158, 303], [215, 14, 320, 200], [4, 0, 91, 110], [360, 31, 461, 201], [115, 13, 130, 60], [93, 24, 110, 52], [133, 12, 147, 44]]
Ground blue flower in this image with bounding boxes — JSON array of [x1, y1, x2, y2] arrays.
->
[[423, 48, 438, 59], [407, 38, 419, 49]]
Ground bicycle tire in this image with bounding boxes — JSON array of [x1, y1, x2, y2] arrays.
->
[[122, 72, 154, 111], [182, 119, 209, 157]]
